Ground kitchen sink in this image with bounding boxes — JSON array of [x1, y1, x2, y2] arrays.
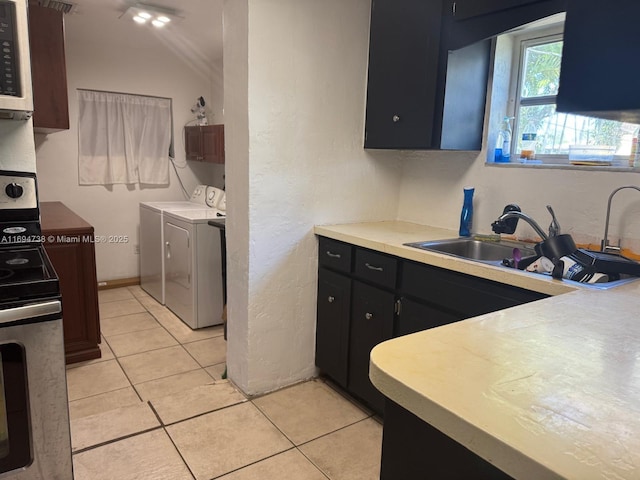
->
[[404, 237, 536, 263], [404, 237, 640, 289]]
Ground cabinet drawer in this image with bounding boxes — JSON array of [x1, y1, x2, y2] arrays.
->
[[401, 260, 547, 318], [318, 237, 352, 273], [354, 249, 397, 289]]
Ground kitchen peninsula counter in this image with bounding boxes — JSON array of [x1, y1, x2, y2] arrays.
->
[[315, 220, 640, 479]]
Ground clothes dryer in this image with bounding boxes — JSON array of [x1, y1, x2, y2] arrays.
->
[[139, 186, 224, 304], [163, 208, 226, 329]]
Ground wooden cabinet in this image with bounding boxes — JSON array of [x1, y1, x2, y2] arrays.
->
[[444, 0, 567, 50], [185, 124, 225, 164], [365, 0, 491, 150], [41, 202, 100, 364], [28, 3, 70, 133], [315, 236, 548, 415], [556, 0, 640, 123]]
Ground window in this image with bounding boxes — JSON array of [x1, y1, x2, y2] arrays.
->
[[77, 90, 174, 185], [501, 23, 640, 167]]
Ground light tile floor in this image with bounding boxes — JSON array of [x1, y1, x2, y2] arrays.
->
[[68, 286, 382, 480]]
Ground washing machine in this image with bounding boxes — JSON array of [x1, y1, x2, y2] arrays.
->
[[139, 185, 225, 304], [163, 207, 226, 329]]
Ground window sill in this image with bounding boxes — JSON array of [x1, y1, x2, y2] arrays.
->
[[485, 161, 640, 173]]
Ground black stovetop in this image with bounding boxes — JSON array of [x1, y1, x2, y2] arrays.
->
[[0, 245, 59, 306]]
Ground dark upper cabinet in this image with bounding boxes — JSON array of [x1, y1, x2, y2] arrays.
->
[[556, 0, 640, 123], [365, 0, 490, 151], [444, 0, 567, 50], [452, 0, 542, 21], [364, 0, 443, 150]]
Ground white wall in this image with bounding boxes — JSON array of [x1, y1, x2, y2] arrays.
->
[[35, 11, 224, 282], [224, 0, 402, 395]]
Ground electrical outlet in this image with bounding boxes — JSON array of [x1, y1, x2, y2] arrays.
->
[[134, 244, 140, 255]]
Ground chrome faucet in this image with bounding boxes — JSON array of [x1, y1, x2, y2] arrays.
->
[[601, 185, 640, 254], [491, 204, 549, 240]]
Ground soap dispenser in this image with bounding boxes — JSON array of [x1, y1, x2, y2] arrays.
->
[[495, 117, 513, 163], [459, 187, 474, 237]]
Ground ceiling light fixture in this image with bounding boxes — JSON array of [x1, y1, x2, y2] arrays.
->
[[122, 3, 181, 28]]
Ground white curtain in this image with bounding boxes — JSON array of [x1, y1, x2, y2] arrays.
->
[[78, 90, 172, 185]]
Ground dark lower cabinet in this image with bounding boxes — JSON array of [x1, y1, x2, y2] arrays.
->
[[396, 297, 459, 337], [380, 399, 514, 480], [316, 268, 352, 388], [315, 236, 548, 417], [348, 281, 395, 413]]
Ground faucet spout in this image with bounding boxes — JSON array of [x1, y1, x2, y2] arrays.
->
[[601, 185, 640, 253], [493, 211, 549, 240]]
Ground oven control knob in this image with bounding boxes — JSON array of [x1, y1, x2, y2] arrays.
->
[[5, 183, 23, 199]]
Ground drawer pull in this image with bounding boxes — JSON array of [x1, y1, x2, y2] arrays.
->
[[328, 296, 335, 303], [326, 251, 341, 259], [365, 312, 373, 320], [365, 263, 383, 272]]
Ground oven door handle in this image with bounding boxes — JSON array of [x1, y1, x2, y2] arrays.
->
[[0, 300, 62, 325]]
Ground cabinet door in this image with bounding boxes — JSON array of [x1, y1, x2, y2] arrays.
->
[[364, 0, 443, 149], [316, 268, 351, 388], [557, 0, 640, 122], [185, 127, 203, 161], [396, 297, 460, 337], [28, 4, 69, 132], [202, 125, 225, 164], [348, 281, 395, 414]]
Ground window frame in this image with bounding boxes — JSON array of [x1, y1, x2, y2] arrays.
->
[[503, 23, 638, 168], [508, 25, 564, 164]]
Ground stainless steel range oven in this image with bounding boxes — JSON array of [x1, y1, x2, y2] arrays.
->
[[0, 170, 72, 479]]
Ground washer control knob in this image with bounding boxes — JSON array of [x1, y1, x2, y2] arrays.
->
[[5, 183, 23, 199]]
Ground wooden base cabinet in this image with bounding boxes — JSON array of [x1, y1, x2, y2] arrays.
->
[[41, 202, 101, 364]]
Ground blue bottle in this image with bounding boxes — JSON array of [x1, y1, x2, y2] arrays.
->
[[459, 187, 474, 237]]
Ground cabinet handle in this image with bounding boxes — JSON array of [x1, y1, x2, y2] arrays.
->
[[395, 299, 402, 316], [365, 263, 383, 272], [326, 251, 341, 259], [392, 115, 400, 123], [165, 241, 171, 259], [365, 312, 373, 320], [328, 296, 335, 303], [452, 1, 456, 14]]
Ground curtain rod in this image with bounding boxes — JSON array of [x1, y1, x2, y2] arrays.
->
[[77, 88, 171, 101]]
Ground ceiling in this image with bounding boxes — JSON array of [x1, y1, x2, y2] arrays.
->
[[61, 0, 224, 64]]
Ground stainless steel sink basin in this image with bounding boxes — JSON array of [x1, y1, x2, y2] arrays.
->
[[404, 238, 536, 263]]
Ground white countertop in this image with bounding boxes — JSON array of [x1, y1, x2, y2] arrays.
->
[[315, 221, 640, 480]]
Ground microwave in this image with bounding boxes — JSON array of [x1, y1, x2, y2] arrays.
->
[[0, 0, 32, 120]]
